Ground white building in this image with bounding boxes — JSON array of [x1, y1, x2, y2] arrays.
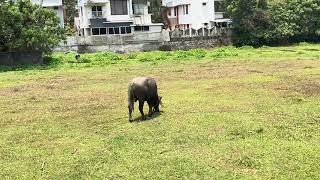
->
[[76, 0, 163, 36], [162, 0, 230, 30], [30, 0, 64, 27]]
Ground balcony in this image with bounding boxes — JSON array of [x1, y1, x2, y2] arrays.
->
[[90, 18, 107, 27]]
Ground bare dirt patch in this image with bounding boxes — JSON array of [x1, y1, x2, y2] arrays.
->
[[273, 79, 320, 97]]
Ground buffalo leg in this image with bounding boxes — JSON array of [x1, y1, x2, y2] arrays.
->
[[128, 105, 133, 122], [148, 103, 153, 117], [128, 99, 134, 122], [139, 100, 145, 120]]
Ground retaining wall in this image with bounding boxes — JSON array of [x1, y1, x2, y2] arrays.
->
[[0, 51, 43, 66]]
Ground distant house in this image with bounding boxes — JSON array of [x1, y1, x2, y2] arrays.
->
[[76, 0, 163, 36], [30, 0, 64, 27], [162, 0, 230, 30]]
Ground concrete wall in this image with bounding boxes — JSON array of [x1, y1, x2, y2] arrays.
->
[[77, 42, 161, 53], [76, 33, 163, 53], [133, 32, 163, 41], [54, 36, 78, 52], [160, 36, 231, 51], [0, 52, 43, 66], [75, 36, 232, 53], [54, 34, 232, 53]]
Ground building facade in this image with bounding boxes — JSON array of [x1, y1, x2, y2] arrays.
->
[[30, 0, 64, 27], [162, 0, 230, 30], [76, 0, 163, 36]]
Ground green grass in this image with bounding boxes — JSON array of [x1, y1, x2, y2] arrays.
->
[[0, 43, 320, 179]]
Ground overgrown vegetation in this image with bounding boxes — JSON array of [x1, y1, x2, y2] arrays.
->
[[148, 0, 165, 23], [39, 43, 318, 68], [63, 0, 78, 28], [226, 0, 320, 46], [0, 0, 66, 52]]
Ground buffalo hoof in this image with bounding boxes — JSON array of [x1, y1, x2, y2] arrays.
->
[[129, 118, 133, 122]]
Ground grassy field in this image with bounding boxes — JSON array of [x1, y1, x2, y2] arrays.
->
[[0, 43, 319, 179]]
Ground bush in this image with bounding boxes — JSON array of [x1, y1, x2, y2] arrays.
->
[[137, 51, 167, 62], [189, 49, 207, 59], [174, 50, 191, 59], [102, 52, 122, 61], [127, 53, 138, 59]]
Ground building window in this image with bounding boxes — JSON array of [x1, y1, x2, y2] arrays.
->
[[183, 5, 189, 15], [107, 27, 132, 35], [108, 28, 115, 34], [92, 28, 100, 35], [110, 0, 128, 15], [100, 28, 107, 34], [126, 27, 132, 33], [121, 27, 126, 34], [114, 28, 120, 34], [53, 6, 59, 10], [92, 6, 103, 18], [134, 26, 149, 32], [92, 28, 107, 35], [202, 2, 207, 6], [168, 8, 172, 16], [174, 7, 178, 16], [132, 0, 144, 15]]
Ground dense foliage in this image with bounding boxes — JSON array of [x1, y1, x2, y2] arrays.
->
[[0, 0, 66, 52], [227, 0, 320, 46], [148, 0, 165, 23], [63, 0, 78, 28]]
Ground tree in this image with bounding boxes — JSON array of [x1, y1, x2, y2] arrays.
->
[[266, 0, 320, 44], [257, 0, 267, 10], [0, 0, 66, 52], [63, 0, 78, 27], [148, 0, 165, 23], [226, 0, 320, 46], [226, 0, 272, 46]]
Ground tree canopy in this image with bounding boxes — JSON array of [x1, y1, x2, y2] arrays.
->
[[226, 0, 320, 46], [0, 0, 66, 53]]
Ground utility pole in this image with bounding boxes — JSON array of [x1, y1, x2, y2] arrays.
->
[[39, 0, 44, 7]]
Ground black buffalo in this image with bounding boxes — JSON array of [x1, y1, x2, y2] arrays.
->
[[128, 77, 162, 122]]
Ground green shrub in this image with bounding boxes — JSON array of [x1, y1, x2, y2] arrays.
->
[[175, 50, 190, 59], [102, 52, 122, 61], [189, 49, 207, 59], [137, 51, 168, 62], [127, 53, 138, 59], [209, 46, 239, 58], [299, 42, 311, 46]]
